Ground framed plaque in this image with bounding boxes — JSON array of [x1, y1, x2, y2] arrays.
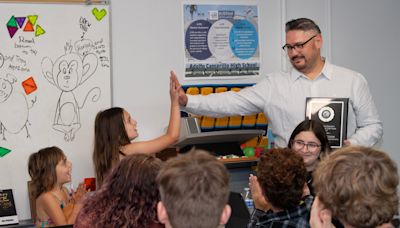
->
[[0, 189, 18, 225], [306, 98, 349, 148]]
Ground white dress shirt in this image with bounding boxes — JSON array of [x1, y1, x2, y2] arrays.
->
[[185, 60, 383, 147]]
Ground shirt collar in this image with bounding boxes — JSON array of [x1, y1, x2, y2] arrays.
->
[[290, 58, 333, 81]]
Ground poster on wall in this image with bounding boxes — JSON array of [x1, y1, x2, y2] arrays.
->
[[183, 4, 260, 79]]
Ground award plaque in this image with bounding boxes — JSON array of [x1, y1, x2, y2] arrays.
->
[[306, 98, 349, 148], [0, 189, 18, 225]]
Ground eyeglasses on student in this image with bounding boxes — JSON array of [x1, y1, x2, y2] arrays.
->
[[292, 140, 321, 151]]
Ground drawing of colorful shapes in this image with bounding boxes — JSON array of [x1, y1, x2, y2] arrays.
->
[[16, 17, 26, 28], [22, 76, 37, 95], [24, 20, 34, 32], [7, 15, 17, 27], [7, 26, 18, 38], [7, 14, 45, 38], [0, 147, 12, 157], [92, 7, 107, 21], [24, 15, 38, 32], [35, 24, 45, 37], [6, 16, 18, 38], [28, 15, 38, 26]]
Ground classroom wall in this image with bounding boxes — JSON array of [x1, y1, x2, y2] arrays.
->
[[112, 0, 400, 166], [330, 0, 400, 166], [3, 0, 398, 221], [111, 0, 282, 142]]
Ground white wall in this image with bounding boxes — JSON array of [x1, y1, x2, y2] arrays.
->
[[330, 0, 400, 165], [112, 0, 400, 166]]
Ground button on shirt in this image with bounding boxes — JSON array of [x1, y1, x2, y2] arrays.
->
[[185, 60, 383, 147]]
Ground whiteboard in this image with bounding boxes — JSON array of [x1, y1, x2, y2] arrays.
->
[[0, 2, 111, 220]]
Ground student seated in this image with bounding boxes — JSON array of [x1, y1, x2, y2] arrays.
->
[[93, 71, 180, 187], [247, 148, 312, 228], [75, 154, 164, 228], [310, 146, 399, 228], [156, 149, 231, 228], [287, 118, 331, 195], [251, 118, 331, 212], [28, 146, 86, 227]]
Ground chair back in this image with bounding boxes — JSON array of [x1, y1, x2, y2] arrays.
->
[[27, 181, 36, 219]]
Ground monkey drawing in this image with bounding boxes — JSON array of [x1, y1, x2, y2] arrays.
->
[[42, 42, 101, 141], [0, 73, 36, 140]]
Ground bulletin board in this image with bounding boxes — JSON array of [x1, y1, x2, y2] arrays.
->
[[0, 0, 111, 220]]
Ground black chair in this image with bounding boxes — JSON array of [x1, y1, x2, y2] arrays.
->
[[226, 191, 251, 228]]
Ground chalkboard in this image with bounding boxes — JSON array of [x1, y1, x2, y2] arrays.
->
[[0, 1, 111, 220]]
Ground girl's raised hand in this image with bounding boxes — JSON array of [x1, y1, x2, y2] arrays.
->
[[170, 71, 186, 106], [170, 71, 181, 105]]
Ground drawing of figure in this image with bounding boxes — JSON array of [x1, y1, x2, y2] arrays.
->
[[0, 53, 4, 68], [42, 42, 101, 141], [0, 73, 35, 140]]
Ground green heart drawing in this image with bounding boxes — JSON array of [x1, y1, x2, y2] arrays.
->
[[92, 8, 107, 21]]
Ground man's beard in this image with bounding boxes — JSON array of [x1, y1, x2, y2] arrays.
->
[[291, 55, 307, 71]]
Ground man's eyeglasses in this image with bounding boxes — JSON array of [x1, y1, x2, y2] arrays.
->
[[292, 140, 321, 151], [282, 34, 318, 53]]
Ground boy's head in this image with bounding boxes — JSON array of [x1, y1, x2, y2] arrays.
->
[[156, 149, 231, 228], [313, 146, 399, 228], [257, 148, 307, 209]]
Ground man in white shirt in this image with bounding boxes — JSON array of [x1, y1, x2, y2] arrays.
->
[[172, 18, 382, 147]]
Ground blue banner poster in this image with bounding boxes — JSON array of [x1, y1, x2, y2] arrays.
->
[[183, 4, 260, 79]]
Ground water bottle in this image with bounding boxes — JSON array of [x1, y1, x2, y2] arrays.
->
[[267, 127, 275, 149], [243, 187, 254, 213]]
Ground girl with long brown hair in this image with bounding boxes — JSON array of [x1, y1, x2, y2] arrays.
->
[[93, 71, 180, 187], [28, 146, 86, 227]]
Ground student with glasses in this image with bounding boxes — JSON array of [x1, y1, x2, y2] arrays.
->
[[171, 18, 382, 147], [249, 119, 330, 214], [288, 118, 331, 195]]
